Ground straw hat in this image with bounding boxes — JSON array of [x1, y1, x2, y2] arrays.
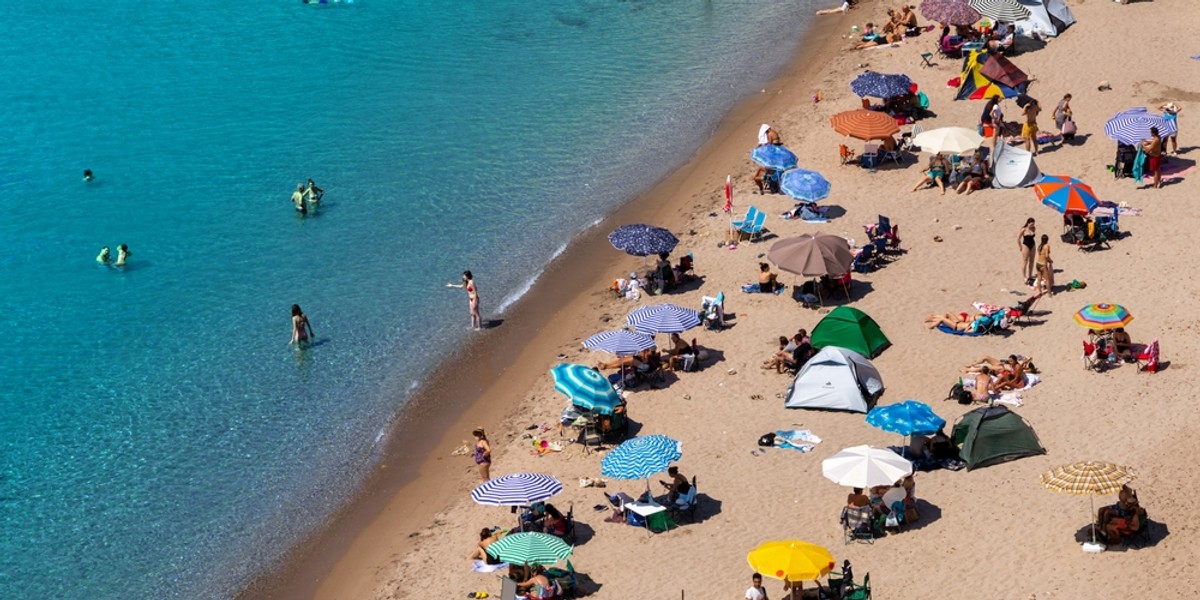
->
[[1164, 101, 1179, 113]]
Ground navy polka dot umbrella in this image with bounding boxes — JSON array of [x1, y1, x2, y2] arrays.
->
[[608, 224, 679, 257]]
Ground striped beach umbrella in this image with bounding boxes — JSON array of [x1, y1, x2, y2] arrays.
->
[[830, 109, 900, 141], [600, 434, 682, 481], [967, 0, 1031, 22], [608, 224, 679, 257], [1073, 303, 1133, 330], [485, 532, 573, 566], [849, 71, 914, 100], [779, 169, 832, 202], [1104, 107, 1178, 145], [583, 329, 656, 355], [751, 145, 800, 171], [1034, 175, 1099, 216], [747, 540, 836, 585], [551, 363, 621, 415], [1040, 461, 1136, 549], [471, 472, 563, 506], [626, 303, 701, 335], [920, 0, 981, 26]]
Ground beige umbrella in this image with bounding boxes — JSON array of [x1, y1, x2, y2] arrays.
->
[[912, 127, 984, 155], [768, 233, 855, 304], [1040, 461, 1136, 553]]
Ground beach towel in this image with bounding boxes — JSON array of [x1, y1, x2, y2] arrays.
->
[[758, 124, 772, 145], [972, 301, 1007, 315], [773, 429, 822, 452], [1132, 146, 1145, 183], [473, 560, 510, 573], [937, 324, 984, 336], [742, 283, 786, 294], [1159, 161, 1197, 181]]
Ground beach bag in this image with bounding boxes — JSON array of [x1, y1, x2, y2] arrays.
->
[[1062, 117, 1077, 138], [947, 382, 972, 405], [758, 433, 777, 447], [904, 505, 920, 523]]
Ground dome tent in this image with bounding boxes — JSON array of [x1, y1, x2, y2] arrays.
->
[[784, 346, 884, 414], [952, 406, 1046, 470], [810, 306, 890, 358]]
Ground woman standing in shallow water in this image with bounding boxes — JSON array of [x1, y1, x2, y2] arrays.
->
[[289, 304, 315, 348], [446, 270, 482, 330], [472, 428, 492, 481]]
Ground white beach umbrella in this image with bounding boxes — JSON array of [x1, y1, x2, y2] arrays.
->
[[912, 127, 985, 155], [821, 445, 913, 488]]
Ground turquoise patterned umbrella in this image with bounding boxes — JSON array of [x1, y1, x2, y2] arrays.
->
[[485, 532, 573, 565], [551, 363, 621, 415], [601, 434, 682, 480], [866, 400, 946, 437]]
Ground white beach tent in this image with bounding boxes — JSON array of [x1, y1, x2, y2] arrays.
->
[[784, 346, 883, 413], [991, 141, 1041, 189], [1013, 0, 1076, 38]]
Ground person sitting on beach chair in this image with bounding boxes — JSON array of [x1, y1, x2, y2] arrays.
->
[[701, 292, 726, 329], [1111, 328, 1134, 362], [1098, 485, 1146, 545], [955, 150, 990, 194]]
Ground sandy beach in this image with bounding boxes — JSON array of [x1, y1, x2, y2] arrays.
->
[[244, 1, 1200, 598]]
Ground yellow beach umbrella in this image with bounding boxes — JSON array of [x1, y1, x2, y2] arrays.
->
[[747, 540, 835, 598], [1039, 461, 1136, 553]]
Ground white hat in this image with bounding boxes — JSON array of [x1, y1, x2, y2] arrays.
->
[[1164, 102, 1179, 112]]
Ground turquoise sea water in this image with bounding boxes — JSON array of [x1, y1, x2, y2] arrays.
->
[[0, 2, 814, 598]]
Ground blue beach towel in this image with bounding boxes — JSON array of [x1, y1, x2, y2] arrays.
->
[[936, 323, 984, 337], [742, 283, 786, 294], [773, 429, 822, 452], [1133, 146, 1145, 184]]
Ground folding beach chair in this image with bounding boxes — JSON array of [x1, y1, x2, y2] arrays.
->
[[840, 505, 876, 544], [839, 144, 857, 166], [738, 210, 767, 241], [1136, 339, 1160, 373], [919, 52, 935, 68]]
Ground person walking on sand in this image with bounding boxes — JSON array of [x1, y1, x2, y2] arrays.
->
[[1141, 127, 1163, 189], [989, 99, 1004, 147], [1053, 94, 1072, 139], [1022, 98, 1041, 156], [1160, 102, 1180, 155], [115, 244, 131, 267], [289, 304, 315, 348], [290, 183, 307, 215], [472, 428, 492, 481], [446, 270, 483, 330], [1018, 218, 1036, 285], [1035, 234, 1054, 295]]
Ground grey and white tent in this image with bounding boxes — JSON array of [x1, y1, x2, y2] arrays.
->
[[1014, 0, 1076, 38], [784, 346, 883, 413], [991, 141, 1041, 189]]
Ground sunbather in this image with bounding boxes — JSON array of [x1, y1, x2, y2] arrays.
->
[[847, 487, 871, 508], [1111, 328, 1133, 362], [912, 154, 950, 194], [972, 368, 992, 402], [758, 262, 781, 293], [989, 357, 1027, 392], [595, 355, 643, 371], [924, 311, 985, 331], [955, 150, 990, 195], [960, 354, 1034, 373], [469, 527, 503, 564], [761, 336, 793, 372]]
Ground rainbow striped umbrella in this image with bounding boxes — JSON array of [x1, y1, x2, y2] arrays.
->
[[1073, 304, 1133, 330], [1034, 175, 1099, 216]]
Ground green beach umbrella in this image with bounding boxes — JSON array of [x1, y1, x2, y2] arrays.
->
[[485, 532, 573, 565]]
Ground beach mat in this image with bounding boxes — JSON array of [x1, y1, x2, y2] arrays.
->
[[936, 323, 984, 337]]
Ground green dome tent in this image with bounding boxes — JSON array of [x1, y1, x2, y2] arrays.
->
[[952, 406, 1046, 470], [810, 306, 890, 358]]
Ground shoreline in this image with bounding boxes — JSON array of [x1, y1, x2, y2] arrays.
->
[[237, 8, 853, 599]]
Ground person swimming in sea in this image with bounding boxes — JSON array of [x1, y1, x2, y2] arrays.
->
[[305, 179, 324, 207], [96, 246, 110, 265], [291, 183, 307, 215], [83, 169, 93, 182], [115, 244, 130, 267]]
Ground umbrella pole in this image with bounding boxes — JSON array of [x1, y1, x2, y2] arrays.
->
[[1089, 495, 1097, 545]]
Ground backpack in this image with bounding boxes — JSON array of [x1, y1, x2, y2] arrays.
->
[[947, 382, 973, 405]]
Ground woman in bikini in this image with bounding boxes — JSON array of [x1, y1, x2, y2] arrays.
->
[[1018, 218, 1036, 285], [1035, 234, 1054, 295], [472, 427, 492, 481], [447, 270, 483, 330], [289, 304, 315, 348]]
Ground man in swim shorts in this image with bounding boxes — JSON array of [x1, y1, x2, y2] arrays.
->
[[290, 183, 307, 215], [1142, 127, 1163, 189], [1022, 99, 1041, 156]]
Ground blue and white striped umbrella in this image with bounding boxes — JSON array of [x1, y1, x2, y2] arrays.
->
[[583, 329, 656, 356], [751, 145, 800, 170], [849, 71, 914, 100], [601, 434, 682, 480], [779, 168, 832, 202], [626, 304, 702, 335], [608, 224, 679, 257], [1104, 107, 1178, 145], [866, 400, 946, 437], [551, 363, 622, 415], [471, 472, 563, 506]]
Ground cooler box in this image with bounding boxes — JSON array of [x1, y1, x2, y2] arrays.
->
[[860, 153, 880, 169], [982, 124, 995, 137]]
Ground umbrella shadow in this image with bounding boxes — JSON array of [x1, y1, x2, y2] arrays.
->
[[574, 571, 603, 596], [567, 520, 598, 546], [1072, 519, 1170, 550], [689, 493, 723, 524], [662, 275, 707, 295], [1064, 132, 1092, 147]]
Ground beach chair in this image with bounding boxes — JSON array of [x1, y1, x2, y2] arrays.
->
[[739, 210, 767, 241], [852, 245, 877, 273], [544, 561, 578, 599], [669, 476, 699, 523], [701, 292, 726, 330], [1136, 339, 1160, 373], [839, 144, 857, 166], [840, 505, 876, 544], [764, 169, 782, 194], [832, 271, 852, 301], [1082, 339, 1110, 372], [843, 573, 872, 600], [919, 51, 935, 68], [731, 206, 760, 230], [1006, 292, 1042, 326], [901, 124, 923, 153]]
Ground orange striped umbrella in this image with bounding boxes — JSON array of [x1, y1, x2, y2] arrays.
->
[[830, 109, 901, 141]]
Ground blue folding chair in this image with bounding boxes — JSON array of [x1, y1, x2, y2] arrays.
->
[[738, 210, 767, 241]]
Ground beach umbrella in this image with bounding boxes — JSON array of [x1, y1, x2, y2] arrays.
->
[[920, 0, 981, 26], [822, 445, 913, 488], [626, 303, 701, 335], [1034, 175, 1099, 216], [600, 434, 682, 482], [551, 363, 621, 415], [608, 224, 678, 257], [912, 127, 984, 155], [767, 233, 854, 278], [747, 540, 835, 599], [866, 401, 946, 455], [779, 169, 832, 202], [830, 109, 900, 141], [583, 329, 656, 355], [849, 71, 914, 99], [967, 0, 1031, 22], [751, 145, 800, 171], [471, 472, 563, 507], [485, 532, 573, 566], [1040, 461, 1136, 551], [1104, 107, 1178, 146], [1073, 303, 1133, 330]]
